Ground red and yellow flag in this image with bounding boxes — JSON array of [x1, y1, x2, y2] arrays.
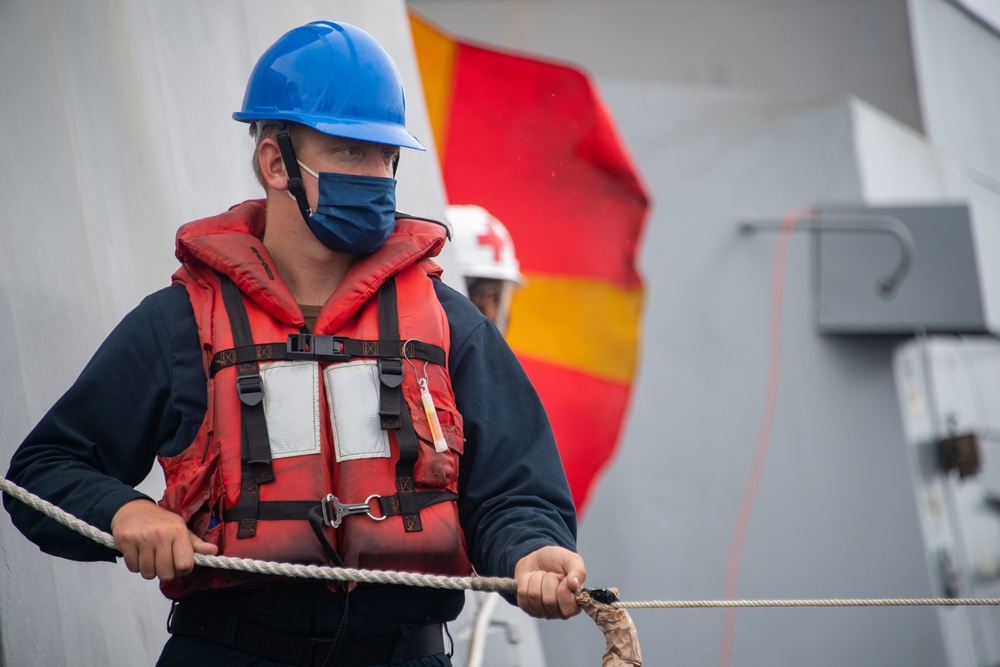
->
[[411, 12, 650, 514]]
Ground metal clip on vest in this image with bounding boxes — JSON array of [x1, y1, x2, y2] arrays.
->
[[321, 494, 385, 528]]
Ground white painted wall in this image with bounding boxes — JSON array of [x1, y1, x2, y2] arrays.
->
[[908, 0, 1000, 184], [853, 98, 1000, 332], [905, 0, 1000, 332]]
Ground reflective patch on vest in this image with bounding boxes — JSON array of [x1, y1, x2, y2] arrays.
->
[[324, 360, 390, 461], [260, 360, 321, 459]]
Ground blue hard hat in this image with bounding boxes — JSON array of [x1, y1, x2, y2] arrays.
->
[[233, 21, 425, 150]]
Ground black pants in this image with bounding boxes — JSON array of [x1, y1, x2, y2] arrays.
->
[[156, 634, 452, 667], [157, 582, 461, 667]]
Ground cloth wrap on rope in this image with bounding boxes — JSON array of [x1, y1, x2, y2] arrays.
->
[[576, 588, 643, 667]]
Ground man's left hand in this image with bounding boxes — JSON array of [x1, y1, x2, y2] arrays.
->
[[514, 545, 587, 619]]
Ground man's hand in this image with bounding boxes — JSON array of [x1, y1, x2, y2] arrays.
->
[[514, 545, 587, 619], [110, 498, 218, 581]]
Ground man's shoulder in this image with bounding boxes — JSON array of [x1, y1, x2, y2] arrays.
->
[[137, 283, 195, 321], [111, 283, 196, 343], [431, 279, 488, 327], [429, 278, 508, 366]]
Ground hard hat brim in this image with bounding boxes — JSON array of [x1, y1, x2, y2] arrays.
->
[[233, 112, 426, 151]]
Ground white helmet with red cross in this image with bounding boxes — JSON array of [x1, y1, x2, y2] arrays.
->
[[445, 205, 526, 286]]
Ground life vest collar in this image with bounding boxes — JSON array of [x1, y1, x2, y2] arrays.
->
[[174, 199, 447, 330]]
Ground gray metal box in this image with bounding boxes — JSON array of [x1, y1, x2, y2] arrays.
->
[[814, 204, 987, 334]]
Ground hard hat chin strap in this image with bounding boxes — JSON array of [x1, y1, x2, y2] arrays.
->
[[276, 124, 313, 223]]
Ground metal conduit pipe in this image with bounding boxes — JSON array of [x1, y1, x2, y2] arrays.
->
[[739, 213, 916, 299]]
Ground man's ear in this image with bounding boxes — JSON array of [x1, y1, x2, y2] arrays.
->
[[258, 138, 288, 191]]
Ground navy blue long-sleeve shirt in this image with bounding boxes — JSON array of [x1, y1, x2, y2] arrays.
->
[[4, 278, 576, 632]]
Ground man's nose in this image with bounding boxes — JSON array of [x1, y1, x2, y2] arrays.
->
[[359, 153, 393, 178]]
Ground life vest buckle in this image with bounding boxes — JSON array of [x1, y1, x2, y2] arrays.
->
[[236, 374, 264, 406], [320, 494, 386, 528], [286, 334, 351, 361], [378, 357, 404, 389]]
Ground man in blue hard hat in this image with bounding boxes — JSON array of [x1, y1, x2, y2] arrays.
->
[[4, 20, 583, 667]]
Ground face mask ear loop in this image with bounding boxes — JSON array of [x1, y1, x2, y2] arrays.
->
[[275, 124, 313, 222]]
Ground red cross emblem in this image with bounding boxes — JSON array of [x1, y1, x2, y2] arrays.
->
[[476, 219, 505, 262]]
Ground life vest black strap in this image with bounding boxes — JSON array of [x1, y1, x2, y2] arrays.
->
[[377, 278, 404, 431], [220, 493, 458, 523], [393, 410, 424, 532], [209, 338, 445, 378], [219, 275, 275, 539], [222, 500, 319, 522], [375, 491, 457, 522], [308, 505, 346, 567], [376, 278, 425, 533]]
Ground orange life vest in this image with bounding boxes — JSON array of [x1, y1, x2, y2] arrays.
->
[[158, 200, 471, 599]]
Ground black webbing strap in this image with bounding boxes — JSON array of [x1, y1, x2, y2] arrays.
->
[[219, 275, 275, 539], [377, 280, 404, 431], [220, 493, 457, 524], [376, 278, 424, 533], [209, 338, 445, 379], [276, 126, 312, 222], [221, 491, 456, 565], [393, 409, 424, 532], [374, 491, 458, 521], [309, 505, 346, 568], [223, 500, 318, 522]]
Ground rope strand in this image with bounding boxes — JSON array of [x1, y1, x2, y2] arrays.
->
[[617, 598, 1000, 609], [0, 476, 517, 594], [4, 475, 999, 609]]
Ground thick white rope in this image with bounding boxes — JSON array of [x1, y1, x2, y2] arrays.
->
[[0, 476, 515, 594], [616, 598, 1000, 609], [4, 476, 1000, 609]]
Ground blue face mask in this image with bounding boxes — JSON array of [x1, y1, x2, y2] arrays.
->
[[294, 162, 397, 254]]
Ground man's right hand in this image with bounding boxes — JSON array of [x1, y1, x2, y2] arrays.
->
[[110, 498, 218, 581]]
